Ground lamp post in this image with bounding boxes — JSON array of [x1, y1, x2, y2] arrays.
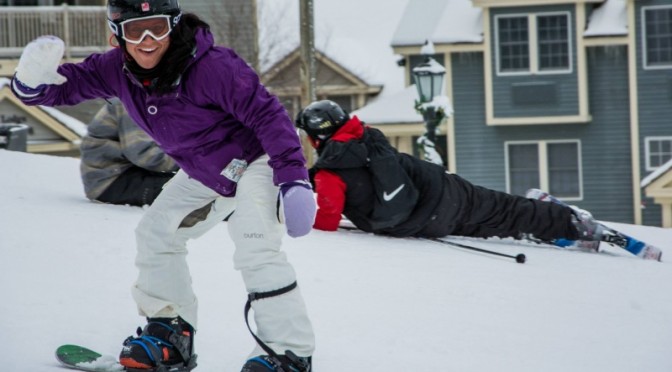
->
[[412, 41, 449, 165]]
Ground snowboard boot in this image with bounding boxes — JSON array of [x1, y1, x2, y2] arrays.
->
[[241, 351, 311, 372], [119, 317, 196, 371]]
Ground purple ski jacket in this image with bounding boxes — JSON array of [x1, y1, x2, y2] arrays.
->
[[15, 29, 307, 196]]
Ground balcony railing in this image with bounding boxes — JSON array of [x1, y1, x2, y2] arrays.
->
[[0, 5, 110, 58]]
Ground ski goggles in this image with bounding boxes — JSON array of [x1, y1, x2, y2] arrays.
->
[[109, 14, 177, 44]]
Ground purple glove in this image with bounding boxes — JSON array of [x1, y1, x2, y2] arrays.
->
[[279, 180, 316, 238]]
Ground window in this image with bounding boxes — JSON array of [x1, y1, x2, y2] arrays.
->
[[643, 5, 672, 69], [645, 137, 672, 170], [508, 143, 539, 195], [537, 15, 570, 71], [498, 17, 530, 72], [506, 140, 581, 199], [547, 142, 580, 197], [496, 12, 572, 75]]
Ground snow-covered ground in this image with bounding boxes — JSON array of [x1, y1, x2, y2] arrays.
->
[[1, 150, 671, 372]]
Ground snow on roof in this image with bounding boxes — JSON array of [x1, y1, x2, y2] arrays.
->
[[0, 77, 87, 138], [317, 36, 388, 86], [641, 158, 672, 188], [392, 0, 483, 47], [257, 0, 389, 87], [584, 0, 628, 37], [431, 0, 483, 44], [351, 85, 424, 124], [39, 106, 87, 137], [392, 0, 627, 47]]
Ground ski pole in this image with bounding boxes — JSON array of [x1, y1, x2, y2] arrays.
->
[[338, 225, 526, 264], [425, 238, 526, 264]]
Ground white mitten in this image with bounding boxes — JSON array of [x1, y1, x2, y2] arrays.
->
[[14, 35, 67, 89]]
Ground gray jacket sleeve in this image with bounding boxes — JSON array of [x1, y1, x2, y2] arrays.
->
[[79, 99, 177, 200]]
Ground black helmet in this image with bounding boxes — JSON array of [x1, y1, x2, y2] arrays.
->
[[107, 0, 182, 39], [295, 100, 350, 140]]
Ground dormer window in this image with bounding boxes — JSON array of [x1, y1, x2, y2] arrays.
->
[[642, 5, 672, 69], [495, 12, 572, 76]]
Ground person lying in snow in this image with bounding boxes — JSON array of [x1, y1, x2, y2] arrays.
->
[[80, 98, 178, 207], [296, 100, 603, 247]]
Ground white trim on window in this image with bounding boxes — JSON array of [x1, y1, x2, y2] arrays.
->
[[645, 136, 672, 171], [505, 139, 583, 200], [494, 11, 573, 77], [641, 5, 672, 70]]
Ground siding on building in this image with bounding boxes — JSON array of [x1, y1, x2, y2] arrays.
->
[[390, 0, 672, 226], [452, 44, 635, 224], [635, 0, 672, 226], [451, 52, 506, 190], [584, 45, 633, 223]]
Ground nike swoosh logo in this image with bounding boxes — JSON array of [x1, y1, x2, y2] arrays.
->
[[383, 184, 405, 201]]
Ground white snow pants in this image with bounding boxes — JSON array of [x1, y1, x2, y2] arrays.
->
[[131, 155, 315, 357]]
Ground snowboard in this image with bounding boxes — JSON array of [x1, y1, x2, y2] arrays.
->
[[55, 344, 123, 372], [55, 344, 198, 372], [526, 188, 663, 261]]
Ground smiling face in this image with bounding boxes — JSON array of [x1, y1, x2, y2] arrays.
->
[[125, 34, 170, 70]]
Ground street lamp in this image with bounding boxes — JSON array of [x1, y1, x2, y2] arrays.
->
[[412, 41, 448, 165], [413, 57, 445, 108]]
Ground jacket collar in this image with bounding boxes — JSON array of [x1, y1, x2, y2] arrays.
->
[[191, 27, 214, 67], [330, 115, 364, 143]]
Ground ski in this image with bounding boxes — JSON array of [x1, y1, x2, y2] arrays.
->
[[526, 188, 663, 261], [55, 345, 123, 372], [522, 234, 600, 253]]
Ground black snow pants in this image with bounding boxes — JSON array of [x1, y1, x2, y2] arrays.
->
[[420, 173, 579, 242], [97, 166, 175, 207]]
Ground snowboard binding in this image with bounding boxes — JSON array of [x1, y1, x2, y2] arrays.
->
[[120, 317, 197, 372]]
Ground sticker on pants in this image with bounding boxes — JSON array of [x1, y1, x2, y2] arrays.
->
[[221, 158, 248, 182]]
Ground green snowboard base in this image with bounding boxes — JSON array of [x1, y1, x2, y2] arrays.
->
[[55, 344, 123, 372]]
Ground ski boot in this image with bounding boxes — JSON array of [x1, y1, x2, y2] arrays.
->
[[119, 317, 197, 371], [525, 188, 603, 243], [241, 351, 311, 372], [569, 206, 604, 242], [526, 188, 663, 260]]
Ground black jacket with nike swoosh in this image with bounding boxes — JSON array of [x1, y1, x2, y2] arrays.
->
[[311, 116, 580, 241], [311, 117, 447, 237]]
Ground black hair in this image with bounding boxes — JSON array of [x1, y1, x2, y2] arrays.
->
[[125, 13, 210, 95]]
